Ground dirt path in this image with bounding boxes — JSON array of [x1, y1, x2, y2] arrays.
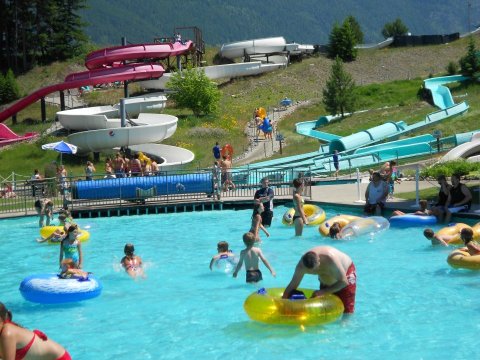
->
[[234, 100, 310, 166]]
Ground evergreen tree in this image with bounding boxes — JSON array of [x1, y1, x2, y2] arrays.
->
[[3, 69, 20, 103], [459, 36, 480, 77], [382, 18, 409, 38], [322, 57, 357, 118], [167, 68, 221, 117], [327, 20, 358, 62], [345, 15, 364, 44]]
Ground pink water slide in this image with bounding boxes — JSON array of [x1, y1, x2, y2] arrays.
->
[[0, 41, 194, 123], [0, 123, 38, 147]]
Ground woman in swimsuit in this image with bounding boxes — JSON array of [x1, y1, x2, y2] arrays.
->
[[121, 243, 145, 278], [249, 201, 270, 242], [293, 178, 308, 236], [0, 302, 71, 360]]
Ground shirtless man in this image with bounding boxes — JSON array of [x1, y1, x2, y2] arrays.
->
[[282, 246, 357, 313], [113, 152, 126, 178], [233, 232, 275, 283], [220, 155, 235, 191]]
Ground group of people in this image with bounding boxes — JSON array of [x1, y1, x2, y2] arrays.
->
[[87, 151, 161, 180], [209, 174, 357, 315], [253, 108, 275, 140], [391, 173, 473, 223]]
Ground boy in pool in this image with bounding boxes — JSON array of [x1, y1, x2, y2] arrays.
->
[[36, 214, 73, 243], [233, 232, 276, 283], [209, 241, 237, 270], [423, 228, 461, 246], [34, 199, 54, 227], [392, 200, 431, 217], [460, 228, 480, 255]]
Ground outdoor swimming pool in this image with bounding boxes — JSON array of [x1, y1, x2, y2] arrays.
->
[[0, 206, 478, 359]]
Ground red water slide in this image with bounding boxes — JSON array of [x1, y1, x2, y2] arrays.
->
[[0, 41, 194, 123], [0, 123, 38, 147]]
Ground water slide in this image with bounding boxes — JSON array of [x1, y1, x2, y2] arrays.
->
[[440, 133, 480, 162], [238, 75, 473, 174], [139, 61, 284, 90], [0, 123, 38, 147], [0, 41, 194, 123]]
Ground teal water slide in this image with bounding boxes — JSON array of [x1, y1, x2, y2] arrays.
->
[[239, 75, 474, 177]]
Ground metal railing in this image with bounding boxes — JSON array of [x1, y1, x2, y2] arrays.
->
[[0, 167, 310, 216]]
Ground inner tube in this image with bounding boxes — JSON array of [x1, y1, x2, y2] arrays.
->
[[447, 249, 480, 270], [339, 216, 390, 239], [220, 144, 234, 160], [19, 273, 102, 304], [212, 254, 238, 274], [244, 288, 344, 326], [318, 215, 361, 237], [282, 205, 326, 226], [389, 214, 437, 227], [40, 226, 90, 243]]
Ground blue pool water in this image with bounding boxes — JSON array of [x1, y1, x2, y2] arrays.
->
[[0, 206, 478, 360]]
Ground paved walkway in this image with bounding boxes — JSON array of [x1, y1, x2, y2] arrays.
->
[[234, 100, 310, 165]]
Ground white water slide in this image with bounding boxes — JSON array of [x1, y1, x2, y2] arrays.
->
[[440, 133, 480, 162], [139, 61, 284, 90], [57, 96, 194, 169]]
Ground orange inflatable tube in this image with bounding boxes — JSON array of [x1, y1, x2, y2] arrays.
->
[[220, 144, 234, 160]]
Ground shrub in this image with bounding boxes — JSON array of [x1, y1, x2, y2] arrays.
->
[[421, 159, 480, 178], [446, 61, 458, 75]]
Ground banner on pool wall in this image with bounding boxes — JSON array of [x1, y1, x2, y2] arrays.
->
[[71, 173, 214, 200]]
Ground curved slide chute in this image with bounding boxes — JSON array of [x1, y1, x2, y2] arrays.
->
[[0, 41, 195, 123]]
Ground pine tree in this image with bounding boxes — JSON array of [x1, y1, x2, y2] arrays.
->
[[459, 36, 480, 78], [345, 15, 364, 44], [322, 57, 357, 118], [382, 18, 409, 38], [327, 19, 358, 62], [3, 69, 20, 103]]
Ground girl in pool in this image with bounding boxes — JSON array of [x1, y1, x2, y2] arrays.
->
[[121, 243, 145, 278], [292, 178, 308, 236], [249, 200, 269, 242], [0, 302, 72, 360], [59, 224, 83, 269]]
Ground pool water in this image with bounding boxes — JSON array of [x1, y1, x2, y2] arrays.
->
[[0, 206, 478, 360]]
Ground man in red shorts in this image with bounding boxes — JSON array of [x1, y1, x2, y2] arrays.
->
[[282, 246, 356, 313]]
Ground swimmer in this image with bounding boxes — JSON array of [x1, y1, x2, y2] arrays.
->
[[328, 222, 343, 239], [209, 241, 237, 270], [121, 243, 145, 278], [34, 199, 54, 228], [392, 200, 431, 217], [59, 259, 90, 280], [59, 224, 82, 269], [233, 232, 276, 283], [249, 201, 269, 242], [37, 214, 72, 243], [423, 228, 459, 247], [460, 228, 480, 255]]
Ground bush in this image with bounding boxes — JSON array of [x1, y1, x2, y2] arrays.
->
[[446, 61, 458, 75], [420, 159, 480, 178]]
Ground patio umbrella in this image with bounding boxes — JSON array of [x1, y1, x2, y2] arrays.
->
[[41, 140, 78, 165]]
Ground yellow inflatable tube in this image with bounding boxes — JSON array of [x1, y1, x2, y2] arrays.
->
[[437, 223, 473, 245], [447, 249, 480, 270], [282, 205, 326, 226], [244, 288, 344, 326], [318, 215, 361, 237], [473, 222, 480, 240], [40, 226, 90, 243]]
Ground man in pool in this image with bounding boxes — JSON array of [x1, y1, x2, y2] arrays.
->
[[282, 246, 356, 313], [423, 227, 466, 246]]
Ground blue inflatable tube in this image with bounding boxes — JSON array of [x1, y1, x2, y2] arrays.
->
[[72, 173, 213, 200], [19, 274, 102, 304], [389, 214, 437, 227]]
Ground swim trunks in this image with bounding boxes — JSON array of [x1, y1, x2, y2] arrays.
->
[[56, 351, 72, 360], [246, 269, 263, 283], [261, 210, 273, 226], [321, 263, 357, 313]]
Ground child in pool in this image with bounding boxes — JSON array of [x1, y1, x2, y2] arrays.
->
[[37, 214, 72, 243], [34, 199, 54, 227], [59, 259, 90, 280], [423, 227, 463, 246], [121, 243, 145, 278], [209, 241, 237, 270], [233, 232, 276, 283], [392, 200, 431, 217], [460, 228, 480, 255], [249, 201, 270, 242], [59, 224, 83, 269]]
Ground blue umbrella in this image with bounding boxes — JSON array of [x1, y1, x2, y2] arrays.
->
[[41, 140, 78, 165]]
